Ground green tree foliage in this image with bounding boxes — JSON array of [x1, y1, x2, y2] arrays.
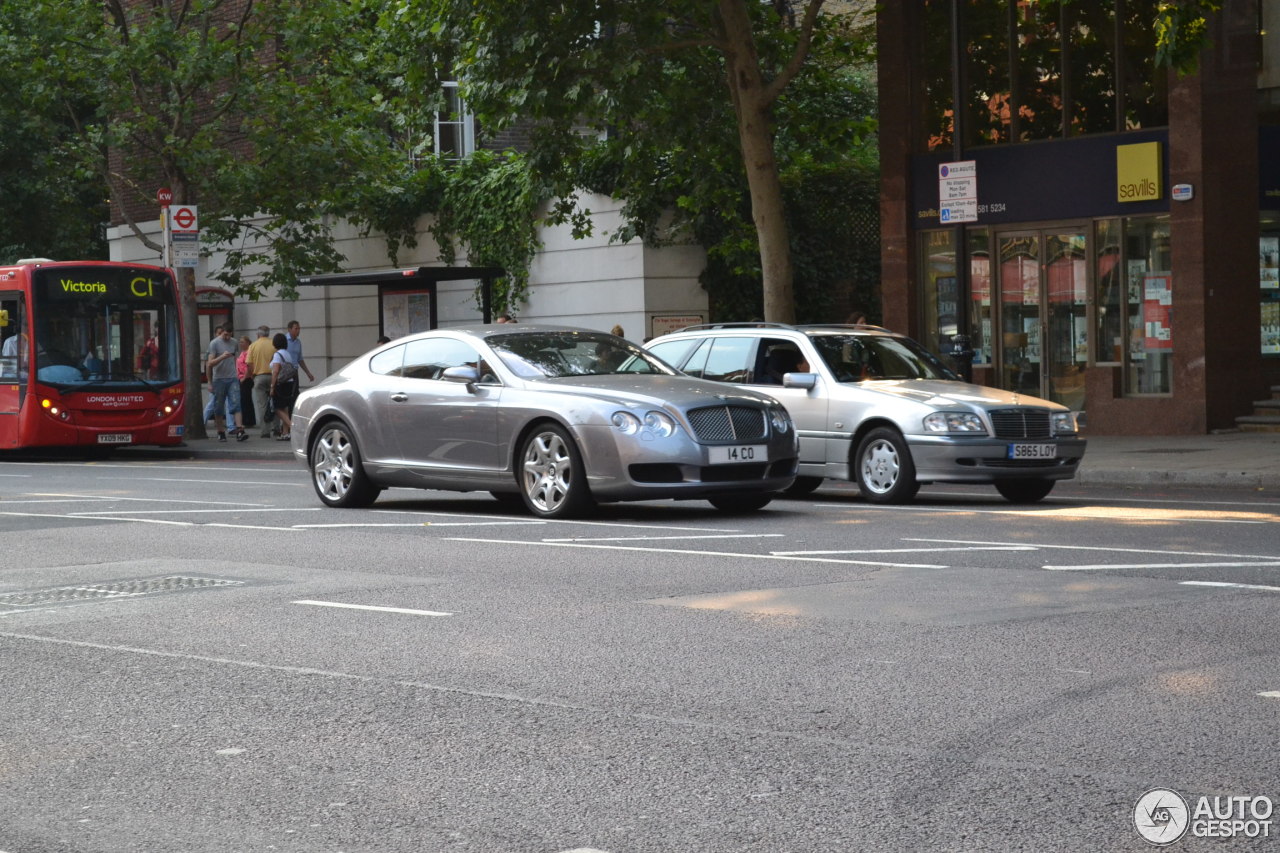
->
[[0, 5, 106, 262], [426, 0, 878, 323]]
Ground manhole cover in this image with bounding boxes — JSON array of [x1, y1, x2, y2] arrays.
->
[[0, 575, 244, 608]]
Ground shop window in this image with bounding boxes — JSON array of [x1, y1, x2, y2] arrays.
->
[[1124, 216, 1172, 394], [1261, 216, 1280, 356], [967, 229, 993, 367], [919, 229, 957, 357], [1094, 219, 1124, 363]]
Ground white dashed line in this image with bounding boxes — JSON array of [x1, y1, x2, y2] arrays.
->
[[1180, 581, 1280, 593], [293, 600, 453, 617]]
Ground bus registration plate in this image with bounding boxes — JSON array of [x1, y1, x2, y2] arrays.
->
[[97, 433, 133, 445], [1007, 443, 1056, 460], [708, 445, 767, 464]]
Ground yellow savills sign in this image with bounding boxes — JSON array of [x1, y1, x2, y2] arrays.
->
[[1117, 142, 1162, 202]]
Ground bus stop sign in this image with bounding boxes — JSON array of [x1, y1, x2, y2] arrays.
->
[[157, 187, 173, 207]]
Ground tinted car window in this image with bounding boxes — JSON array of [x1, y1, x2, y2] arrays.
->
[[701, 337, 755, 383], [679, 338, 713, 378], [369, 345, 405, 376], [489, 331, 673, 379], [646, 338, 697, 370], [402, 338, 482, 380], [809, 334, 958, 382]]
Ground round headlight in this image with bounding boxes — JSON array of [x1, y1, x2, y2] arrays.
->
[[643, 411, 677, 438], [769, 406, 791, 433], [611, 411, 641, 435]]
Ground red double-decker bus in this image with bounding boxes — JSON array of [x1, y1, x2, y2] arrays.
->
[[0, 259, 185, 450]]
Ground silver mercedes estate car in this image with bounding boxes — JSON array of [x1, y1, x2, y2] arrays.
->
[[645, 323, 1087, 503], [290, 326, 798, 518]]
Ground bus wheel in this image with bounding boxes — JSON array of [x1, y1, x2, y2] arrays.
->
[[310, 422, 380, 508]]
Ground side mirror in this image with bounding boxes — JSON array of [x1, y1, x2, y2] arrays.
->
[[441, 365, 480, 388], [783, 371, 817, 391]]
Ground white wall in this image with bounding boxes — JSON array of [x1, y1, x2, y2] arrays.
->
[[105, 194, 709, 381]]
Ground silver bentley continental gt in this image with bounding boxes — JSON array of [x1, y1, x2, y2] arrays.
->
[[289, 326, 798, 518]]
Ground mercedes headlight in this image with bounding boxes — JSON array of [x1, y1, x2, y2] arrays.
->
[[1051, 411, 1079, 435], [923, 412, 987, 434]]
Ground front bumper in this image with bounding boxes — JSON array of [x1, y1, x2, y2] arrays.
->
[[907, 435, 1087, 484], [578, 423, 798, 501]]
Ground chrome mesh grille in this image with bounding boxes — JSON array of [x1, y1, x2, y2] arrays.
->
[[686, 405, 767, 442], [990, 409, 1052, 439]]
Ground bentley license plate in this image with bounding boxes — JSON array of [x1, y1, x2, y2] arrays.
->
[[96, 433, 133, 445], [1007, 443, 1056, 460], [709, 445, 767, 464]]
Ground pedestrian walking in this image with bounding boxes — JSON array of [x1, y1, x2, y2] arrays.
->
[[246, 325, 276, 437], [206, 326, 247, 441], [269, 333, 299, 440], [236, 334, 256, 429]]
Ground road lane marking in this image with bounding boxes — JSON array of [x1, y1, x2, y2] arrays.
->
[[1180, 581, 1280, 593], [103, 476, 305, 486], [1259, 691, 1280, 699], [446, 538, 947, 568], [543, 534, 784, 542], [373, 509, 731, 532], [819, 504, 1276, 523], [72, 507, 311, 515], [292, 521, 543, 529], [294, 600, 453, 617], [30, 493, 215, 504], [0, 511, 303, 531], [1045, 561, 1280, 571], [770, 546, 1035, 556], [906, 538, 1280, 561]]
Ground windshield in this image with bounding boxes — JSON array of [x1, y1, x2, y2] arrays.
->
[[32, 266, 181, 389], [489, 331, 677, 379], [809, 333, 959, 382]]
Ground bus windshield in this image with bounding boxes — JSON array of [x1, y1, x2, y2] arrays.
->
[[31, 265, 180, 389]]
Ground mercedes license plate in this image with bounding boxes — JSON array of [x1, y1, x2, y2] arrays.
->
[[709, 445, 767, 464], [1007, 443, 1056, 460], [96, 433, 133, 445]]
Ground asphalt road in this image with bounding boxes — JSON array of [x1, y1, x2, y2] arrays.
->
[[1, 456, 1278, 852]]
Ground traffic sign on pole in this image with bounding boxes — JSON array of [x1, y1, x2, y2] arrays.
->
[[171, 205, 198, 232], [938, 161, 978, 223], [157, 187, 173, 207]]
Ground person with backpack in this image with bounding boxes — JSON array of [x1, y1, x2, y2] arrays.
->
[[268, 332, 299, 441]]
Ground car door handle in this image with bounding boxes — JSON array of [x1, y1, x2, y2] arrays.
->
[[391, 393, 408, 402]]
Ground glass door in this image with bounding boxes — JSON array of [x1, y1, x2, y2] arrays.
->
[[995, 228, 1088, 409]]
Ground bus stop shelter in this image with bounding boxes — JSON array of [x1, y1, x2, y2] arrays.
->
[[296, 266, 506, 336]]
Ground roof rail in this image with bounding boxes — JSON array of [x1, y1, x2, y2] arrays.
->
[[671, 321, 798, 333], [797, 323, 896, 334]]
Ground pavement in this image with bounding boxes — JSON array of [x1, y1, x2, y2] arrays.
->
[[111, 427, 1280, 491]]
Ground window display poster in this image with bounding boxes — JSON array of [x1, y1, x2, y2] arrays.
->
[[1262, 236, 1280, 289], [1143, 274, 1173, 351], [1263, 300, 1280, 355]]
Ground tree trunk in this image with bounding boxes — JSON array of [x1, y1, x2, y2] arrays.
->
[[718, 0, 796, 324]]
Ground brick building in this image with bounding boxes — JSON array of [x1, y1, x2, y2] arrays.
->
[[877, 1, 1277, 434]]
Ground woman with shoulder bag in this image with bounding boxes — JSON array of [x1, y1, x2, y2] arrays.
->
[[268, 332, 298, 440]]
